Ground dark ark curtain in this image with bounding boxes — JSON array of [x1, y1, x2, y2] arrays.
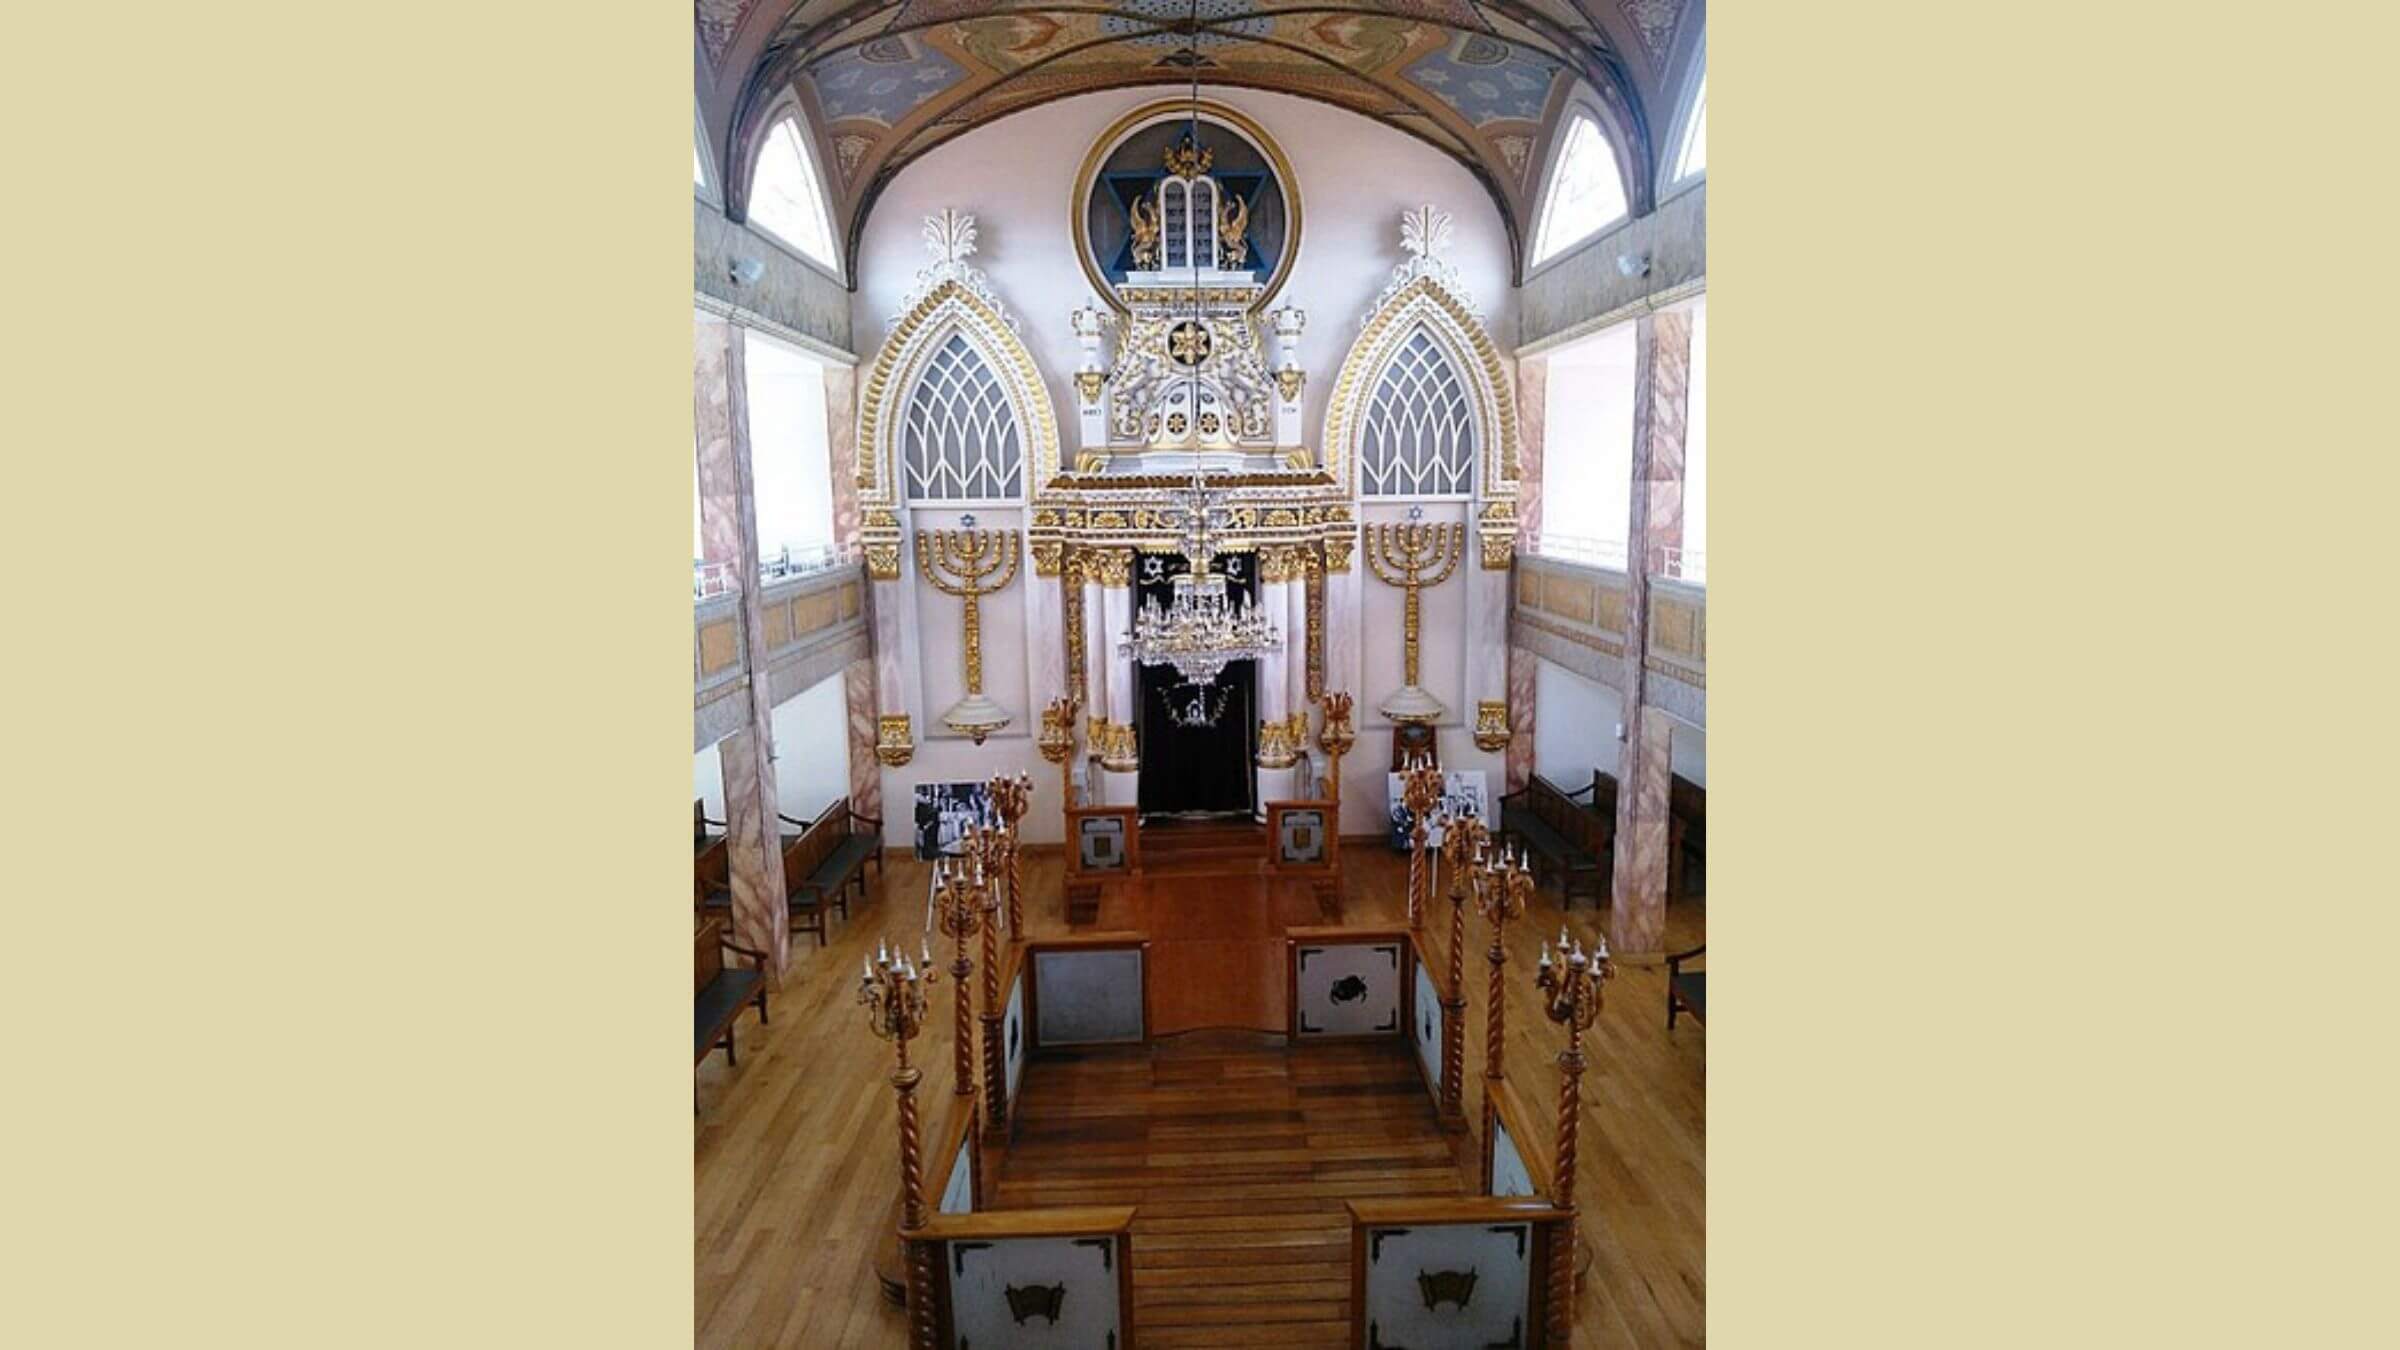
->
[[1134, 549, 1258, 819]]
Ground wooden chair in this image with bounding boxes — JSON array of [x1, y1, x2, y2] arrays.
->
[[1666, 943, 1705, 1029]]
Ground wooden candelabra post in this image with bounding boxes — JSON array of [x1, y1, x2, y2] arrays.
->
[[1534, 926, 1614, 1345], [1476, 843, 1534, 1083], [964, 823, 1008, 1136], [1400, 756, 1442, 931], [1437, 811, 1487, 1120], [987, 771, 1033, 941], [931, 858, 980, 1100], [858, 937, 938, 1349]]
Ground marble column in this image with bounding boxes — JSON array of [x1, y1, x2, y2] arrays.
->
[[1608, 310, 1692, 960], [695, 314, 790, 973]]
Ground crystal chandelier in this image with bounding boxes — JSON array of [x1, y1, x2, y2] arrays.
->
[[1119, 469, 1282, 690], [1111, 4, 1282, 710]]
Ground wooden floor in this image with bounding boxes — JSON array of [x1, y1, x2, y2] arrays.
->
[[998, 1034, 1465, 1347], [696, 837, 1704, 1348]]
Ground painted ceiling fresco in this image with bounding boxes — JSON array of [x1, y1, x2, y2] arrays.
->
[[698, 0, 1702, 273]]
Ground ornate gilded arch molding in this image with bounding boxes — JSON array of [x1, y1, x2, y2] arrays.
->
[[1322, 206, 1519, 566], [855, 209, 1060, 579]]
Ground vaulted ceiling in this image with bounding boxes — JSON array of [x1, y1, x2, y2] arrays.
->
[[697, 1, 1702, 278]]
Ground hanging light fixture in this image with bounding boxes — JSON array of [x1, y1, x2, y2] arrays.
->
[[1116, 1, 1282, 705]]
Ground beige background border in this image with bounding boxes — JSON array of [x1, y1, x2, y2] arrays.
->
[[5, 3, 2396, 1347]]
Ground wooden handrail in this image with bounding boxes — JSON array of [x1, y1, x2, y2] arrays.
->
[[905, 1204, 1135, 1242], [1346, 1196, 1566, 1226]]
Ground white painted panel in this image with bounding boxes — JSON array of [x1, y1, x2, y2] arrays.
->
[[1490, 1119, 1535, 1198], [694, 740, 725, 822], [944, 1234, 1121, 1349], [1413, 959, 1443, 1095], [770, 670, 851, 820], [1034, 948, 1144, 1046], [1362, 1222, 1535, 1348], [938, 1131, 974, 1215], [1534, 656, 1622, 786], [1293, 941, 1402, 1037]]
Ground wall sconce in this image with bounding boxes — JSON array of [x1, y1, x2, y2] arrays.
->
[[729, 255, 766, 286], [1616, 251, 1651, 278]]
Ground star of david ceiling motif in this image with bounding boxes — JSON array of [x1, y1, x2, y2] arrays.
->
[[699, 0, 1703, 279]]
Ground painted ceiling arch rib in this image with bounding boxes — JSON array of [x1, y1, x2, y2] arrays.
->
[[708, 0, 1699, 285]]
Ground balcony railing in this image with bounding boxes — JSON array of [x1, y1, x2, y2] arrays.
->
[[1656, 546, 1707, 584], [1530, 533, 1629, 569], [693, 560, 738, 600], [693, 542, 855, 599]]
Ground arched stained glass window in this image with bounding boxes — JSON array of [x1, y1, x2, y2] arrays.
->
[[902, 333, 1023, 502], [1360, 328, 1475, 497]]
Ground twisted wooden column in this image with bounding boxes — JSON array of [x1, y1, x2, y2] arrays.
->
[[1400, 758, 1441, 931], [933, 860, 978, 1100], [967, 826, 1008, 1136], [1477, 847, 1533, 1083], [1536, 930, 1612, 1345], [859, 939, 936, 1349], [988, 772, 1032, 940], [1438, 814, 1486, 1120]]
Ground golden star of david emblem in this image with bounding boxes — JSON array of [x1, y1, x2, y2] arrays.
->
[[1168, 320, 1212, 366]]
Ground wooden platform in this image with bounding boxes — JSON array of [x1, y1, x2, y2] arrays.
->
[[696, 844, 1704, 1348], [996, 1033, 1467, 1348]]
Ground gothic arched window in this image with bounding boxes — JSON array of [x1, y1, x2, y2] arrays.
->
[[1359, 328, 1476, 497], [901, 332, 1023, 501]]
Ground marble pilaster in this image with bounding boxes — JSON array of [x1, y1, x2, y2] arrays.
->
[[695, 314, 790, 973], [843, 657, 881, 822], [1610, 705, 1673, 958], [1514, 354, 1547, 552], [1606, 310, 1693, 960], [825, 363, 862, 560], [1504, 644, 1537, 792]]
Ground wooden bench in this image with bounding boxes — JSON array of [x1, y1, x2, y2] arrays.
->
[[1498, 772, 1614, 907], [696, 918, 769, 1098], [1667, 943, 1705, 1028], [781, 797, 883, 946]]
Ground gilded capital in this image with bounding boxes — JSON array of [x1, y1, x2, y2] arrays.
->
[[875, 714, 915, 766]]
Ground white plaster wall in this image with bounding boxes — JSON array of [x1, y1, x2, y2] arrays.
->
[[744, 330, 834, 560], [1541, 319, 1636, 549], [693, 739, 724, 821], [1671, 720, 1705, 788], [1534, 656, 1622, 787], [854, 87, 1517, 841], [851, 86, 1517, 451], [770, 670, 851, 820]]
